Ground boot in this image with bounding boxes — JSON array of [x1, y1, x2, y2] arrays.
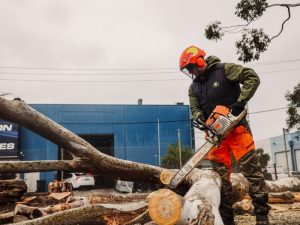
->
[[256, 214, 270, 225]]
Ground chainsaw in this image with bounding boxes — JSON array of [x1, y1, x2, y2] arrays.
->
[[167, 105, 247, 189]]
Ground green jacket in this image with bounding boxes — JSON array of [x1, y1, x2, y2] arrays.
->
[[189, 56, 260, 120]]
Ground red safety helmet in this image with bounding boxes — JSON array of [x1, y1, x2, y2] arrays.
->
[[179, 46, 206, 78]]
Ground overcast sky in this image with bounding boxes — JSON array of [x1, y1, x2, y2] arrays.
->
[[0, 0, 299, 142]]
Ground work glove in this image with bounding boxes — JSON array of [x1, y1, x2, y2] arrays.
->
[[230, 101, 246, 116]]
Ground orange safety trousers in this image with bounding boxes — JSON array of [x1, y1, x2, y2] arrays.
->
[[205, 125, 255, 171]]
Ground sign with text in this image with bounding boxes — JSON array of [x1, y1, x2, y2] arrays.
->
[[0, 119, 19, 159]]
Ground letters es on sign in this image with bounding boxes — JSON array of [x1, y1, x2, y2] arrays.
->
[[0, 120, 19, 158]]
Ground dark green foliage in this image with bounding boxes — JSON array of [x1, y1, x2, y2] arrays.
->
[[256, 148, 272, 180], [236, 29, 270, 63], [205, 21, 224, 41], [285, 82, 300, 130], [235, 0, 268, 22], [161, 143, 193, 169]]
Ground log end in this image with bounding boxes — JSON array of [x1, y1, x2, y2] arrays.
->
[[159, 169, 174, 185], [148, 189, 181, 225]]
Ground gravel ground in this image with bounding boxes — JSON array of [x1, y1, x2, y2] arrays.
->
[[235, 203, 300, 225], [2, 189, 300, 224]]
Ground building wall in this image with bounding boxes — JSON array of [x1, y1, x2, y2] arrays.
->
[[257, 131, 300, 175], [255, 138, 273, 162], [19, 104, 193, 187]]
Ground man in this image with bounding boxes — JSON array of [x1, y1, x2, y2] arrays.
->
[[179, 46, 270, 225]]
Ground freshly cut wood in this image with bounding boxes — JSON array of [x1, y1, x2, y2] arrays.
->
[[0, 180, 27, 204], [147, 189, 182, 225], [126, 209, 151, 225], [16, 196, 36, 205], [150, 169, 223, 225], [48, 181, 72, 193], [268, 192, 300, 204], [49, 192, 72, 201], [233, 199, 254, 215]]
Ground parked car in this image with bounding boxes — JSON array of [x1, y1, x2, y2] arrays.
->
[[62, 173, 95, 189]]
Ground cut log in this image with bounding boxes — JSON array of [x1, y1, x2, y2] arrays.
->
[[150, 169, 223, 225], [0, 179, 27, 204], [233, 199, 254, 215], [231, 173, 249, 202]]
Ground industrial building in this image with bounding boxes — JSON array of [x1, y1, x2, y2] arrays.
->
[[0, 103, 193, 191], [256, 130, 300, 178]]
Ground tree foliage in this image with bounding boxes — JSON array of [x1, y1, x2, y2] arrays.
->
[[235, 0, 268, 22], [161, 143, 193, 169], [236, 29, 270, 62], [285, 82, 300, 130], [256, 148, 272, 180], [204, 1, 300, 63]]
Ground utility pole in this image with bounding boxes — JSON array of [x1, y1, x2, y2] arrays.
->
[[177, 129, 182, 169], [283, 128, 291, 177], [157, 119, 161, 166]]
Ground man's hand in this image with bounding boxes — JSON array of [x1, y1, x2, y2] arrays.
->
[[230, 101, 246, 116], [195, 114, 208, 131]]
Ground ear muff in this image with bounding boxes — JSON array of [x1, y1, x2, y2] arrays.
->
[[196, 57, 205, 68]]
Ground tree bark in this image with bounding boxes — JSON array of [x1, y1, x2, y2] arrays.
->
[[0, 97, 162, 183], [148, 169, 223, 225], [0, 160, 92, 173], [0, 211, 14, 224], [265, 177, 300, 192], [12, 201, 148, 225], [0, 180, 27, 204]]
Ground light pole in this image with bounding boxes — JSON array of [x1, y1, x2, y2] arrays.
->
[[283, 128, 291, 177], [177, 129, 182, 169], [157, 118, 161, 166]]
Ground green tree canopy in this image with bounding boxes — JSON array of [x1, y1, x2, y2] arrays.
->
[[256, 148, 272, 180], [205, 1, 300, 63], [285, 82, 300, 130], [161, 143, 193, 169]]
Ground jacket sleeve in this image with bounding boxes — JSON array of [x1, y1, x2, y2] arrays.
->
[[224, 63, 260, 103], [188, 85, 204, 120]]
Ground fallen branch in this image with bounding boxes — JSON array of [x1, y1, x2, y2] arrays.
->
[[13, 202, 147, 225]]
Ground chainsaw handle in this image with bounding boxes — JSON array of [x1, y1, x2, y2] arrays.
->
[[194, 119, 220, 139]]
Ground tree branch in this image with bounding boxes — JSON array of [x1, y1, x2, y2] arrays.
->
[[0, 159, 92, 173], [0, 97, 162, 183], [270, 5, 291, 40]]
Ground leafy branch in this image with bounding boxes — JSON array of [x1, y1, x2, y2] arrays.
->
[[204, 1, 300, 62]]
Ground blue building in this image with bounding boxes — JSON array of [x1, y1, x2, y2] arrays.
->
[[6, 103, 193, 190]]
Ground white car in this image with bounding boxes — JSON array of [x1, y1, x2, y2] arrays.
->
[[63, 173, 95, 189]]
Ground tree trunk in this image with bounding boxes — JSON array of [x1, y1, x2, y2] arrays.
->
[[0, 180, 27, 204], [0, 97, 162, 183], [148, 169, 223, 225], [0, 160, 92, 173], [265, 177, 300, 192], [3, 97, 300, 225]]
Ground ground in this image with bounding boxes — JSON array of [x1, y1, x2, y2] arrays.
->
[[1, 189, 300, 224]]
